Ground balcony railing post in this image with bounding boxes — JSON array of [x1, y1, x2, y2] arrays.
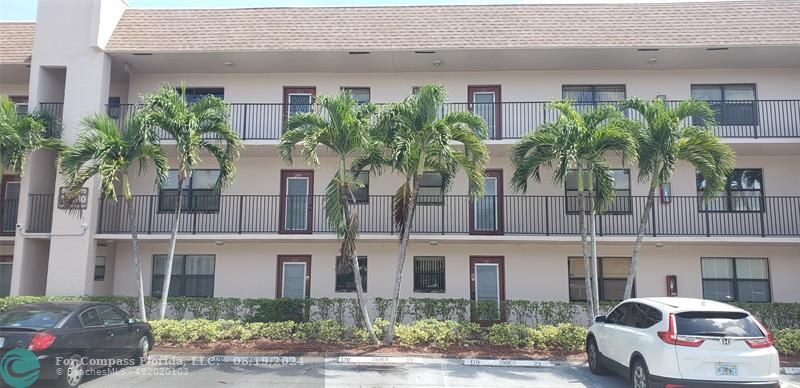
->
[[242, 104, 249, 140], [545, 196, 550, 236], [705, 208, 711, 237], [651, 199, 657, 237], [97, 197, 105, 234], [146, 196, 154, 234], [759, 197, 766, 237], [238, 195, 244, 234]]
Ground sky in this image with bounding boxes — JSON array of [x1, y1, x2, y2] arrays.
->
[[0, 0, 735, 22]]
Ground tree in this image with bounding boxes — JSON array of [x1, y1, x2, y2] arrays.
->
[[620, 97, 735, 299], [511, 101, 637, 319], [140, 85, 242, 319], [59, 114, 167, 322], [364, 84, 489, 344], [0, 96, 62, 175], [279, 91, 383, 345]]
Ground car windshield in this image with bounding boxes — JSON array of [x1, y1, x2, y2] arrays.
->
[[0, 307, 71, 329], [675, 311, 763, 337]]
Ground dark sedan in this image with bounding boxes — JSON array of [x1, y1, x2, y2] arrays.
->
[[0, 302, 153, 387]]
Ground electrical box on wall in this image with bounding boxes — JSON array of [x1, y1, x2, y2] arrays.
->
[[666, 275, 678, 296]]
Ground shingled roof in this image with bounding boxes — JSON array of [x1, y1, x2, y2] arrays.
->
[[0, 22, 35, 64], [105, 1, 800, 53]]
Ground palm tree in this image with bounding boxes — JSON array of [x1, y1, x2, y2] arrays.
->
[[279, 91, 383, 345], [0, 95, 62, 174], [511, 101, 637, 319], [140, 85, 242, 320], [620, 97, 735, 299], [59, 114, 167, 322], [363, 84, 489, 345]]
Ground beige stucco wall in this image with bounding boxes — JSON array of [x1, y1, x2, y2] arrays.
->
[[125, 68, 800, 103], [110, 240, 800, 302], [0, 84, 29, 96]]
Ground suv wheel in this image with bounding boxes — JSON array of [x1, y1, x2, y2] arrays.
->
[[631, 358, 650, 388], [586, 337, 608, 375]]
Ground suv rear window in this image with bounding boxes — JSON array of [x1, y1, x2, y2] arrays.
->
[[0, 307, 71, 329], [675, 311, 763, 337]]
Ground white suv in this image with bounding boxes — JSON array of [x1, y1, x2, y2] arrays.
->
[[586, 297, 780, 388]]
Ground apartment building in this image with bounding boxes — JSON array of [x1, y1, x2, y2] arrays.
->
[[1, 0, 799, 313]]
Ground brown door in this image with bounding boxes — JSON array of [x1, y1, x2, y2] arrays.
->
[[470, 256, 505, 323], [280, 170, 314, 234], [470, 169, 504, 235], [1, 175, 20, 235], [276, 255, 311, 298], [283, 87, 316, 130], [468, 85, 502, 139]]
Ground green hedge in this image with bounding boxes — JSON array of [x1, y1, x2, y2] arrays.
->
[[1, 296, 798, 330], [150, 318, 586, 352], [775, 329, 800, 356]]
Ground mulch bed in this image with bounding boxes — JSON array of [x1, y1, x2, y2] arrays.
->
[[155, 340, 586, 362]]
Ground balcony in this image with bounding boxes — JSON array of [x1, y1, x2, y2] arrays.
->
[[96, 195, 800, 238], [37, 103, 63, 138], [108, 100, 800, 141], [26, 194, 54, 233], [1, 199, 19, 235]]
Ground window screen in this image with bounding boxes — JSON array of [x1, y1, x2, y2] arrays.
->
[[152, 255, 215, 297]]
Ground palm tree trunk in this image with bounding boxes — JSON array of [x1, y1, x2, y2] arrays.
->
[[588, 171, 600, 318], [341, 188, 379, 345], [625, 181, 658, 300], [159, 176, 185, 320], [123, 175, 147, 322], [385, 176, 421, 345], [576, 167, 595, 321]]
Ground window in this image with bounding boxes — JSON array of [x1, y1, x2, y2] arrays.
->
[[96, 305, 128, 326], [562, 85, 626, 109], [418, 172, 444, 205], [605, 303, 628, 325], [624, 303, 663, 329], [342, 87, 370, 104], [414, 256, 445, 293], [691, 84, 756, 126], [565, 169, 631, 214], [0, 257, 11, 297], [94, 257, 106, 281], [702, 258, 770, 302], [107, 96, 121, 119], [79, 308, 103, 327], [159, 169, 221, 213], [10, 96, 28, 115], [569, 257, 633, 301], [151, 255, 215, 297], [335, 256, 367, 292], [349, 171, 370, 204], [697, 168, 763, 212], [180, 87, 225, 103]]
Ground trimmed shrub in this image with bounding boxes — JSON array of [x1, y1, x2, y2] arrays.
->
[[395, 319, 479, 349], [775, 329, 800, 356], [487, 323, 535, 348], [250, 298, 306, 323]]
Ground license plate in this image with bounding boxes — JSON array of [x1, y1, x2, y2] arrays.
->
[[716, 363, 738, 376]]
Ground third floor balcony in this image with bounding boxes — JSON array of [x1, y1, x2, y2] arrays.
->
[[108, 99, 800, 141]]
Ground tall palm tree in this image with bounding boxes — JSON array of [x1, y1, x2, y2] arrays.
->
[[279, 91, 382, 345], [59, 114, 167, 322], [140, 85, 242, 319], [0, 96, 62, 174], [620, 97, 735, 299], [362, 84, 489, 345], [511, 101, 637, 319]]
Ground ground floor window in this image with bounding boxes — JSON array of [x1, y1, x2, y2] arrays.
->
[[152, 255, 215, 297], [0, 257, 11, 297], [335, 256, 367, 292], [94, 257, 106, 281], [701, 257, 770, 302], [414, 256, 446, 293], [568, 257, 633, 301]]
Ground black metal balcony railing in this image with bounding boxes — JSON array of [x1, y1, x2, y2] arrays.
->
[[96, 195, 800, 237], [37, 102, 63, 138], [27, 194, 54, 233], [1, 199, 19, 235], [108, 100, 800, 140]]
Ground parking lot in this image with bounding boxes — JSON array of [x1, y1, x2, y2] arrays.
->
[[48, 356, 800, 388]]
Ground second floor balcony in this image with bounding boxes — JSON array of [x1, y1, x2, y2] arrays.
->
[[109, 99, 800, 141], [96, 194, 800, 238]]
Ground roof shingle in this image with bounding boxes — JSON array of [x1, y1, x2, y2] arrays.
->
[[0, 22, 35, 64], [104, 1, 800, 53]]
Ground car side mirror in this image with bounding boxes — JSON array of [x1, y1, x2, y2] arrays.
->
[[594, 315, 606, 323]]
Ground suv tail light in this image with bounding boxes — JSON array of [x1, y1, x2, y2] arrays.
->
[[28, 332, 56, 352], [746, 318, 774, 349], [657, 313, 705, 347]]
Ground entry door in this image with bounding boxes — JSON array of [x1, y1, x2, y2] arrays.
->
[[1, 176, 20, 234], [280, 170, 314, 234], [468, 85, 502, 139], [283, 87, 316, 129], [470, 256, 505, 322], [277, 256, 311, 299], [470, 170, 503, 235]]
